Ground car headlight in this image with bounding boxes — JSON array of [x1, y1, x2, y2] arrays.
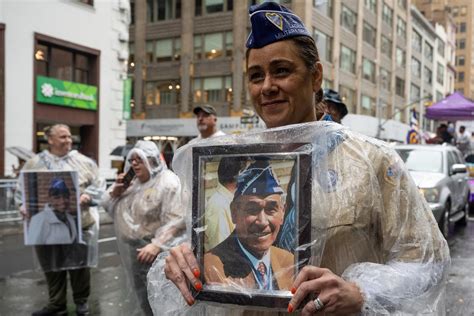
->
[[419, 188, 439, 203]]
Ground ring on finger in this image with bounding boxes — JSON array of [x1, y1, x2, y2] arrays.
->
[[313, 297, 325, 311]]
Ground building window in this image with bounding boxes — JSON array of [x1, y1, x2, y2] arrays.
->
[[340, 45, 356, 73], [196, 0, 233, 16], [363, 22, 376, 47], [410, 84, 420, 102], [314, 29, 332, 62], [339, 85, 355, 113], [381, 35, 392, 57], [437, 62, 444, 85], [424, 42, 433, 62], [382, 3, 393, 26], [361, 95, 375, 116], [145, 81, 181, 106], [314, 0, 333, 18], [194, 32, 232, 60], [457, 55, 465, 66], [452, 6, 458, 17], [397, 0, 406, 10], [380, 68, 391, 90], [436, 91, 443, 101], [364, 0, 376, 13], [341, 5, 357, 34], [144, 38, 181, 63], [156, 0, 182, 20], [411, 57, 421, 78], [35, 42, 95, 85], [396, 17, 406, 39], [362, 58, 375, 82], [457, 39, 466, 50], [395, 77, 405, 97], [412, 29, 422, 53], [437, 41, 444, 57], [193, 76, 232, 103], [460, 6, 467, 16], [459, 22, 467, 33], [396, 47, 405, 67], [157, 38, 181, 62], [424, 67, 432, 85], [458, 71, 465, 82]]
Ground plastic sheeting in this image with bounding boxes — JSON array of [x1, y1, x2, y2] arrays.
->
[[16, 149, 105, 271], [148, 121, 450, 315], [101, 141, 185, 315]]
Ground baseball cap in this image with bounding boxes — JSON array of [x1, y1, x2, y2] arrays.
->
[[49, 178, 70, 197], [193, 104, 217, 116], [246, 2, 312, 49]]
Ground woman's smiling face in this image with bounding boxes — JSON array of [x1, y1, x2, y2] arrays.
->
[[247, 40, 322, 128]]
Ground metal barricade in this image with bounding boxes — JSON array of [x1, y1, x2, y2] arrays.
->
[[0, 178, 21, 222]]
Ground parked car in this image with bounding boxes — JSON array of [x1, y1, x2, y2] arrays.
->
[[395, 144, 469, 238]]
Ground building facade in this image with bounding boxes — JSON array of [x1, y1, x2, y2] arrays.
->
[[413, 0, 463, 99], [0, 0, 130, 176], [128, 0, 453, 144]]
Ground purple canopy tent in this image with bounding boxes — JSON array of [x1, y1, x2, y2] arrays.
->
[[426, 92, 474, 121]]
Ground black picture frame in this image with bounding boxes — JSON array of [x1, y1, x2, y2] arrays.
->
[[191, 143, 313, 309]]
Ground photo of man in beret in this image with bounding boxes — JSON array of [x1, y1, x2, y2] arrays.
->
[[204, 159, 294, 291]]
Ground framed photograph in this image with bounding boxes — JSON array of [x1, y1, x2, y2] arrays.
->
[[191, 143, 313, 309], [21, 170, 82, 246]]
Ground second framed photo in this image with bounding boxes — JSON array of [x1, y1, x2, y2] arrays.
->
[[21, 170, 82, 246], [191, 143, 313, 309]]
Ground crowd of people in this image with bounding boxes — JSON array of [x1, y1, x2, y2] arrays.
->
[[15, 2, 453, 316]]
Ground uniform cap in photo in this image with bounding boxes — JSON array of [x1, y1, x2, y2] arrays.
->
[[193, 104, 217, 116], [49, 178, 70, 197], [246, 1, 311, 49], [235, 159, 283, 198]]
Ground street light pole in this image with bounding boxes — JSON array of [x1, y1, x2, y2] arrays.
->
[[375, 94, 432, 140]]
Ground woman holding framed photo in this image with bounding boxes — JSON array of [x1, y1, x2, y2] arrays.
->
[[151, 2, 450, 315]]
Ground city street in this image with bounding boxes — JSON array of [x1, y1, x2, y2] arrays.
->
[[1, 217, 474, 315]]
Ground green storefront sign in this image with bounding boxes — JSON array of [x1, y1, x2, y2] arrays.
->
[[36, 76, 97, 110], [123, 78, 132, 119]]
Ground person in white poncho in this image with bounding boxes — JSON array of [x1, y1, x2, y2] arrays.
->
[[101, 140, 184, 315], [147, 2, 450, 316]]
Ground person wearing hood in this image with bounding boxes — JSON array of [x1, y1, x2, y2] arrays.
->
[[101, 140, 184, 315]]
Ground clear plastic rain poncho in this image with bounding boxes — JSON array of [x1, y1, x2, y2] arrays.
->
[[101, 141, 185, 315], [148, 122, 450, 315], [16, 149, 105, 272]]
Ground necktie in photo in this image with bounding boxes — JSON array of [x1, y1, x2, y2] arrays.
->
[[257, 261, 268, 289]]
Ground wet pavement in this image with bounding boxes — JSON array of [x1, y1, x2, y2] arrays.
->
[[1, 218, 474, 315], [446, 219, 474, 315]]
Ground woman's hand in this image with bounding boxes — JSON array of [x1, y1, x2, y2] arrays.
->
[[164, 243, 202, 306], [110, 173, 126, 198], [136, 243, 160, 264], [288, 266, 364, 315]]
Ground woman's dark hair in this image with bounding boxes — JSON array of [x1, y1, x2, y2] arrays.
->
[[245, 35, 324, 104]]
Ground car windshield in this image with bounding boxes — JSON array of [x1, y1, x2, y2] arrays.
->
[[397, 149, 443, 173]]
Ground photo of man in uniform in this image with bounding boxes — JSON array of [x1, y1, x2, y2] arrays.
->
[[204, 159, 294, 291], [26, 177, 78, 245]]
